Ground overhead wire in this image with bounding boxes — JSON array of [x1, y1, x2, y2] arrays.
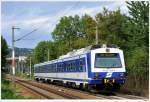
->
[[15, 29, 38, 41], [50, 1, 80, 29]]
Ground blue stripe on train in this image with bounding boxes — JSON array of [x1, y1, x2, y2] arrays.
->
[[90, 72, 127, 79], [36, 77, 88, 82], [35, 76, 125, 84]]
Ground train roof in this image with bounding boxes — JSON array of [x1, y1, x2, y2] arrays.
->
[[34, 44, 120, 67], [59, 44, 119, 59]]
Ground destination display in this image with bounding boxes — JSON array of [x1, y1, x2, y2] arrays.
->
[[96, 53, 118, 57]]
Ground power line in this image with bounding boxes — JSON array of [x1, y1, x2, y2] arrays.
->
[[15, 2, 80, 42], [50, 1, 80, 29], [15, 29, 38, 42], [19, 38, 36, 41]]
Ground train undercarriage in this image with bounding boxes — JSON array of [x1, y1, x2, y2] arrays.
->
[[35, 77, 123, 92]]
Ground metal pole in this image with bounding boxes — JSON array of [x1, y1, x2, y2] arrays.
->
[[11, 26, 20, 87], [29, 57, 31, 79], [96, 25, 98, 45], [22, 60, 23, 73], [12, 27, 15, 76], [48, 49, 50, 61]]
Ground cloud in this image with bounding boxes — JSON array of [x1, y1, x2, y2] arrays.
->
[[2, 1, 128, 30], [1, 1, 128, 48], [2, 1, 128, 31]]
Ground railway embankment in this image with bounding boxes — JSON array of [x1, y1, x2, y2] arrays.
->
[[3, 74, 148, 100]]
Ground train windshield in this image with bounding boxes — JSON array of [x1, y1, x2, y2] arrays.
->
[[94, 53, 122, 68]]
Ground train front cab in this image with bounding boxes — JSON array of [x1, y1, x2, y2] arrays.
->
[[88, 47, 127, 90]]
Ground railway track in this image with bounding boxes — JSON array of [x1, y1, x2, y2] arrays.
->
[[16, 80, 68, 99], [37, 81, 148, 100], [33, 80, 147, 100], [6, 75, 148, 100], [15, 78, 104, 99]]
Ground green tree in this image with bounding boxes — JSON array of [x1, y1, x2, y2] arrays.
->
[[96, 8, 128, 48], [80, 14, 96, 44], [126, 1, 149, 49], [52, 14, 97, 51], [52, 16, 80, 51], [124, 1, 149, 90], [125, 1, 149, 70], [1, 36, 9, 70], [33, 41, 57, 64]]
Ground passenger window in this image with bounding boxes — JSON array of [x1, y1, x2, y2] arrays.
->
[[62, 63, 64, 72], [55, 64, 56, 72], [59, 64, 60, 72], [67, 63, 69, 71], [58, 64, 60, 72], [61, 64, 63, 71], [73, 61, 76, 71], [74, 62, 76, 71], [69, 63, 71, 71], [60, 63, 62, 72], [64, 63, 66, 72], [79, 59, 83, 71], [51, 65, 53, 72], [70, 63, 72, 71], [72, 62, 74, 71], [66, 63, 67, 72], [70, 62, 72, 71], [57, 64, 59, 72], [52, 65, 54, 72], [55, 64, 58, 72], [54, 65, 56, 72], [50, 65, 52, 72], [49, 65, 51, 70], [66, 63, 69, 72]]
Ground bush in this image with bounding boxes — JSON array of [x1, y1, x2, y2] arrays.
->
[[1, 75, 31, 99], [124, 47, 148, 92]]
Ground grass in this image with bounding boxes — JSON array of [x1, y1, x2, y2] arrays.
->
[[16, 73, 34, 80], [1, 74, 32, 99]]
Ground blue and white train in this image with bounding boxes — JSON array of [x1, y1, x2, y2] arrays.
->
[[34, 44, 127, 90]]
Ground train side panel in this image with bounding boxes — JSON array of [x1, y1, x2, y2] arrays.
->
[[34, 54, 90, 85]]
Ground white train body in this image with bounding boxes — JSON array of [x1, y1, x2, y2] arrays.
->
[[34, 44, 127, 89]]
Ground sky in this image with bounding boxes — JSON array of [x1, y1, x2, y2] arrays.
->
[[1, 1, 128, 48]]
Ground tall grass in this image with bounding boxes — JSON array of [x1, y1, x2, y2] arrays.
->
[[1, 73, 32, 99]]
